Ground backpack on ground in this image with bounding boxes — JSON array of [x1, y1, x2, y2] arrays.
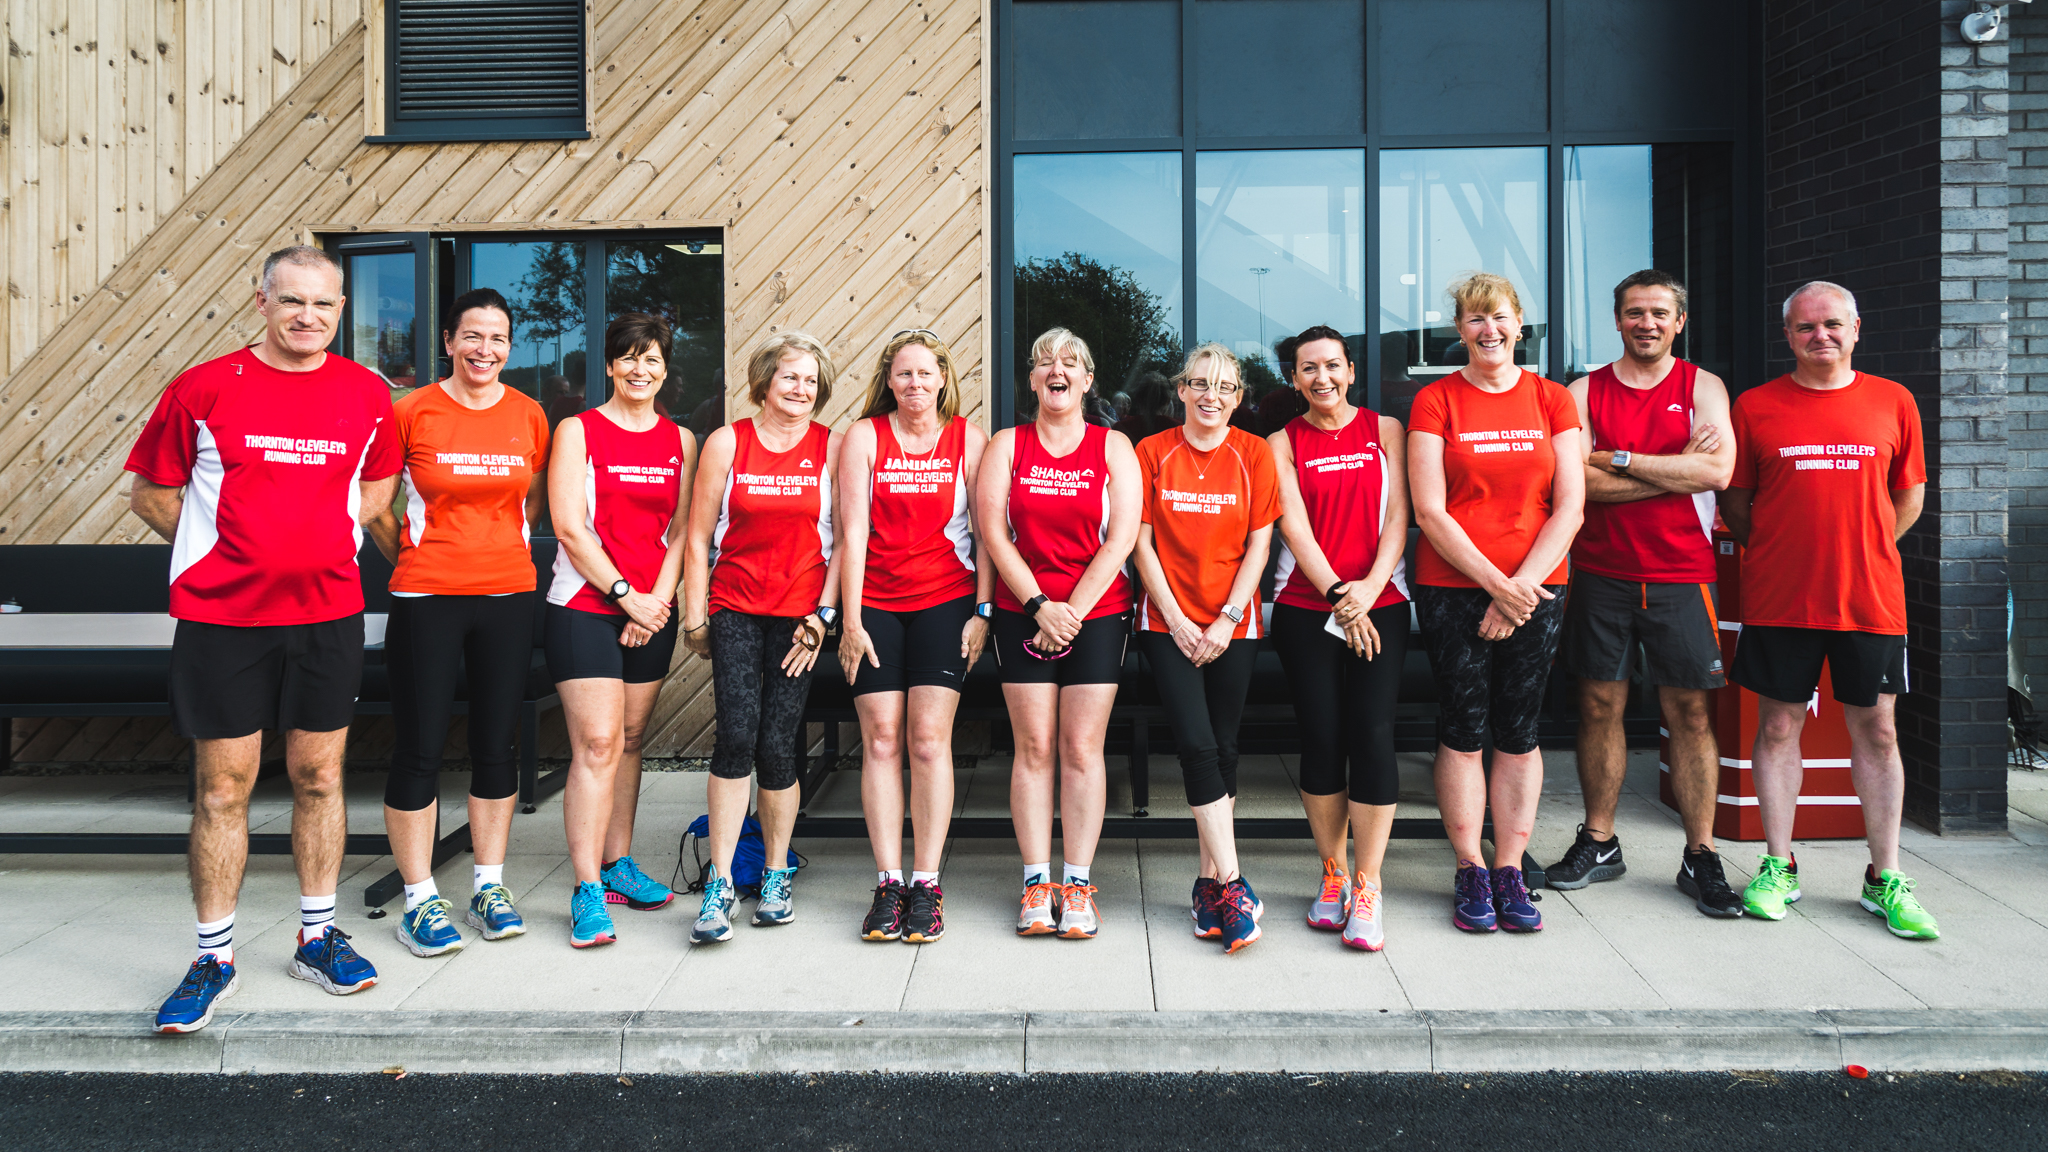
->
[[676, 813, 804, 898]]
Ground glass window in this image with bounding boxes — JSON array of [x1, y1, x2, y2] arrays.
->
[[1563, 145, 1652, 380], [344, 250, 418, 399], [472, 240, 587, 418], [1195, 149, 1363, 412], [1193, 1, 1364, 139], [1378, 147, 1546, 423], [606, 239, 725, 437], [1013, 152, 1183, 425], [1013, 1, 1180, 141]]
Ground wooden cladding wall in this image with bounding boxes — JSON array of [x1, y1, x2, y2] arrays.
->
[[1, 0, 361, 376], [0, 0, 987, 760]]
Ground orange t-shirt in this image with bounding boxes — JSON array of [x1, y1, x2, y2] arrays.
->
[[1136, 426, 1282, 639], [389, 384, 551, 595], [1730, 372, 1924, 634], [1409, 369, 1581, 588]]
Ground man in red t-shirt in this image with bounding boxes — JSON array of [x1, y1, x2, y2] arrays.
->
[[1550, 270, 1740, 918], [1720, 280, 1937, 940], [126, 246, 402, 1032]]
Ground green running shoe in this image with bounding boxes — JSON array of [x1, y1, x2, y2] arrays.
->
[[1860, 869, 1940, 940], [1741, 854, 1801, 920]]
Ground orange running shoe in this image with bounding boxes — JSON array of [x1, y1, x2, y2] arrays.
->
[[1057, 883, 1100, 939], [1307, 856, 1352, 930], [1017, 881, 1060, 936]]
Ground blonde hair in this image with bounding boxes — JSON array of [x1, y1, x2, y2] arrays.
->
[[1172, 341, 1241, 389], [1445, 271, 1525, 324], [1027, 327, 1094, 374], [746, 329, 836, 409], [858, 330, 961, 421]]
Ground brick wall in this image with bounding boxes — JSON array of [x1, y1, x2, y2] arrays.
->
[[1763, 0, 2009, 833], [2011, 13, 2048, 704]]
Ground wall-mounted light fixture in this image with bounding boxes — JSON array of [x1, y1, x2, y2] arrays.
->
[[1962, 1, 2028, 44]]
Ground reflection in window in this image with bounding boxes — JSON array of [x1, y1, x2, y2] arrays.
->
[[607, 239, 724, 438], [345, 250, 417, 398], [1013, 152, 1182, 427], [1563, 145, 1652, 379], [1378, 148, 1546, 423], [1195, 150, 1363, 416], [473, 241, 585, 423]]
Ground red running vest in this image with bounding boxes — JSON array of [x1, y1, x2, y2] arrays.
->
[[708, 419, 834, 618], [862, 414, 975, 611], [1570, 360, 1717, 584], [548, 409, 688, 615], [996, 422, 1131, 619], [1273, 409, 1410, 612]]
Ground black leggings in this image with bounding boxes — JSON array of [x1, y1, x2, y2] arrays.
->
[[1136, 633, 1258, 808], [708, 609, 817, 791], [1269, 601, 1410, 804], [384, 593, 535, 812]]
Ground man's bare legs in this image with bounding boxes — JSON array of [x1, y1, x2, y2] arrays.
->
[[191, 728, 349, 926]]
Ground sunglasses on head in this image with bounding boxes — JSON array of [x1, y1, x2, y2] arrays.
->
[[892, 328, 942, 341]]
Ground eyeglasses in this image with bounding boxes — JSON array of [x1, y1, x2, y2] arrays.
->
[[1181, 378, 1242, 396], [1024, 638, 1072, 661]]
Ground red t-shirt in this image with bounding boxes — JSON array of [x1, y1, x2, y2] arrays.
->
[[547, 409, 689, 615], [707, 419, 834, 618], [1409, 369, 1581, 588], [860, 415, 976, 611], [1136, 426, 1281, 639], [124, 348, 402, 626], [1272, 409, 1411, 612], [995, 423, 1131, 619], [1571, 360, 1717, 584], [1730, 373, 1925, 634]]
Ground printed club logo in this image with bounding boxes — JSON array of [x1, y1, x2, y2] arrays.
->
[[800, 458, 813, 468]]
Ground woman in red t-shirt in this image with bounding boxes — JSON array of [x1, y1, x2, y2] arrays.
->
[[680, 330, 844, 944], [1408, 272, 1584, 936], [837, 330, 993, 945], [975, 327, 1141, 942]]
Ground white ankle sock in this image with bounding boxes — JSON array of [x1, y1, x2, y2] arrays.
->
[[1024, 862, 1051, 890], [910, 870, 939, 887], [1063, 862, 1090, 886], [299, 894, 335, 944], [879, 869, 904, 886], [402, 879, 438, 912], [474, 864, 504, 893], [197, 912, 234, 963]]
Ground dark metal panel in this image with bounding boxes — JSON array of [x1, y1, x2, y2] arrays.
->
[[1374, 0, 1547, 137], [583, 237, 607, 407], [1555, 0, 1740, 134], [1013, 0, 1182, 141], [1192, 0, 1365, 138]]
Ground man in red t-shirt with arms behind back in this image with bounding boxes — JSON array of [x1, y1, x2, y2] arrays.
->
[[127, 246, 403, 1032], [1720, 280, 1936, 940]]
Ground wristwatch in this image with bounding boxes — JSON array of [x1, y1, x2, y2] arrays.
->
[[1323, 582, 1351, 606], [814, 604, 839, 627], [1611, 450, 1633, 474], [1220, 603, 1245, 626], [1024, 594, 1050, 617], [975, 601, 994, 619], [605, 579, 631, 604]]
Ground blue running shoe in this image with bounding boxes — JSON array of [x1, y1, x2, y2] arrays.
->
[[1190, 877, 1225, 939], [466, 884, 527, 940], [1218, 879, 1263, 955], [601, 855, 675, 911], [395, 896, 465, 958], [1492, 865, 1544, 932], [570, 881, 617, 949], [752, 865, 797, 926], [1233, 875, 1264, 922], [153, 954, 238, 1034], [692, 873, 735, 944], [288, 927, 378, 995], [1453, 864, 1498, 932]]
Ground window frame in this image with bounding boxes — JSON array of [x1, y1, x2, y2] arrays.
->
[[362, 0, 594, 144]]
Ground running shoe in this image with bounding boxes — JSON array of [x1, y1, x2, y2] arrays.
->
[[1191, 877, 1226, 939], [466, 883, 527, 940], [692, 874, 735, 944], [1860, 868, 1941, 940], [1676, 847, 1743, 919], [862, 879, 907, 941], [601, 855, 675, 911], [752, 865, 797, 926], [1235, 875, 1265, 922], [1218, 879, 1261, 954], [1342, 876, 1386, 952], [903, 880, 945, 943], [569, 880, 616, 948], [1057, 883, 1101, 940], [1308, 856, 1352, 930], [1741, 854, 1802, 920], [394, 895, 465, 958], [1452, 863, 1497, 932], [1491, 865, 1543, 932], [287, 926, 378, 995], [153, 955, 238, 1034], [1017, 880, 1060, 936], [1545, 825, 1627, 890]]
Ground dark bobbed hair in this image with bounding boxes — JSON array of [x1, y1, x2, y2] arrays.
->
[[1612, 268, 1689, 317], [605, 311, 674, 363], [1286, 324, 1351, 379], [443, 287, 514, 335]]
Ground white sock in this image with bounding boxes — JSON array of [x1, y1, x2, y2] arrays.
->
[[474, 864, 504, 893], [1024, 863, 1052, 890], [911, 870, 939, 888], [879, 869, 904, 886], [197, 912, 234, 963], [299, 894, 336, 944], [1063, 862, 1090, 887], [402, 879, 439, 912]]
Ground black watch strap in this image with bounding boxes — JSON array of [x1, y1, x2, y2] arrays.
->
[[1024, 594, 1050, 617], [1323, 582, 1350, 606]]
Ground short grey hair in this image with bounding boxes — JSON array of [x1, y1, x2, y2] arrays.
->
[[260, 245, 343, 295], [1027, 326, 1094, 374], [1782, 280, 1858, 323]]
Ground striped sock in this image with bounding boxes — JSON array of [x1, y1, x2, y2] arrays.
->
[[299, 894, 336, 945], [197, 913, 234, 963]]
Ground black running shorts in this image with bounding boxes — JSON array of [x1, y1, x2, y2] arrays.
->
[[1730, 624, 1906, 709], [169, 615, 364, 739], [991, 608, 1130, 687], [1559, 570, 1726, 690], [544, 603, 679, 685], [851, 594, 977, 696]]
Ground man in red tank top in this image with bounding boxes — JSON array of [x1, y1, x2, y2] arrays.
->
[[1549, 271, 1742, 918]]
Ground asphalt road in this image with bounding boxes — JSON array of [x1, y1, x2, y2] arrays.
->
[[4, 1070, 2044, 1151]]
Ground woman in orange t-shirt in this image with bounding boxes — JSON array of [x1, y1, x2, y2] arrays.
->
[[1130, 343, 1281, 954], [1408, 272, 1584, 936]]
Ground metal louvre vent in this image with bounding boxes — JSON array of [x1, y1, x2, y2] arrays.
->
[[393, 0, 585, 123]]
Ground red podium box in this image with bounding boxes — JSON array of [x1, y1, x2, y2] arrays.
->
[[1655, 533, 1866, 841]]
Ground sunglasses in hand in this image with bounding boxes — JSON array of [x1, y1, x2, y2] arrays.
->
[[1024, 637, 1072, 661]]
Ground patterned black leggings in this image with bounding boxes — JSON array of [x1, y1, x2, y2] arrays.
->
[[1414, 584, 1565, 756], [708, 609, 816, 790]]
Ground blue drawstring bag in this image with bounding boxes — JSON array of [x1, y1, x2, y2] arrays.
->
[[677, 814, 803, 898]]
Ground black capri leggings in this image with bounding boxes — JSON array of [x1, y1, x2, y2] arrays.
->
[[1269, 601, 1411, 805], [708, 609, 818, 791], [1413, 584, 1566, 756], [1136, 633, 1258, 808], [384, 592, 536, 812]]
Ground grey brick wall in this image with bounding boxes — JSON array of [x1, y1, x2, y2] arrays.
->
[[1763, 0, 2008, 834], [2011, 13, 2048, 703]]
